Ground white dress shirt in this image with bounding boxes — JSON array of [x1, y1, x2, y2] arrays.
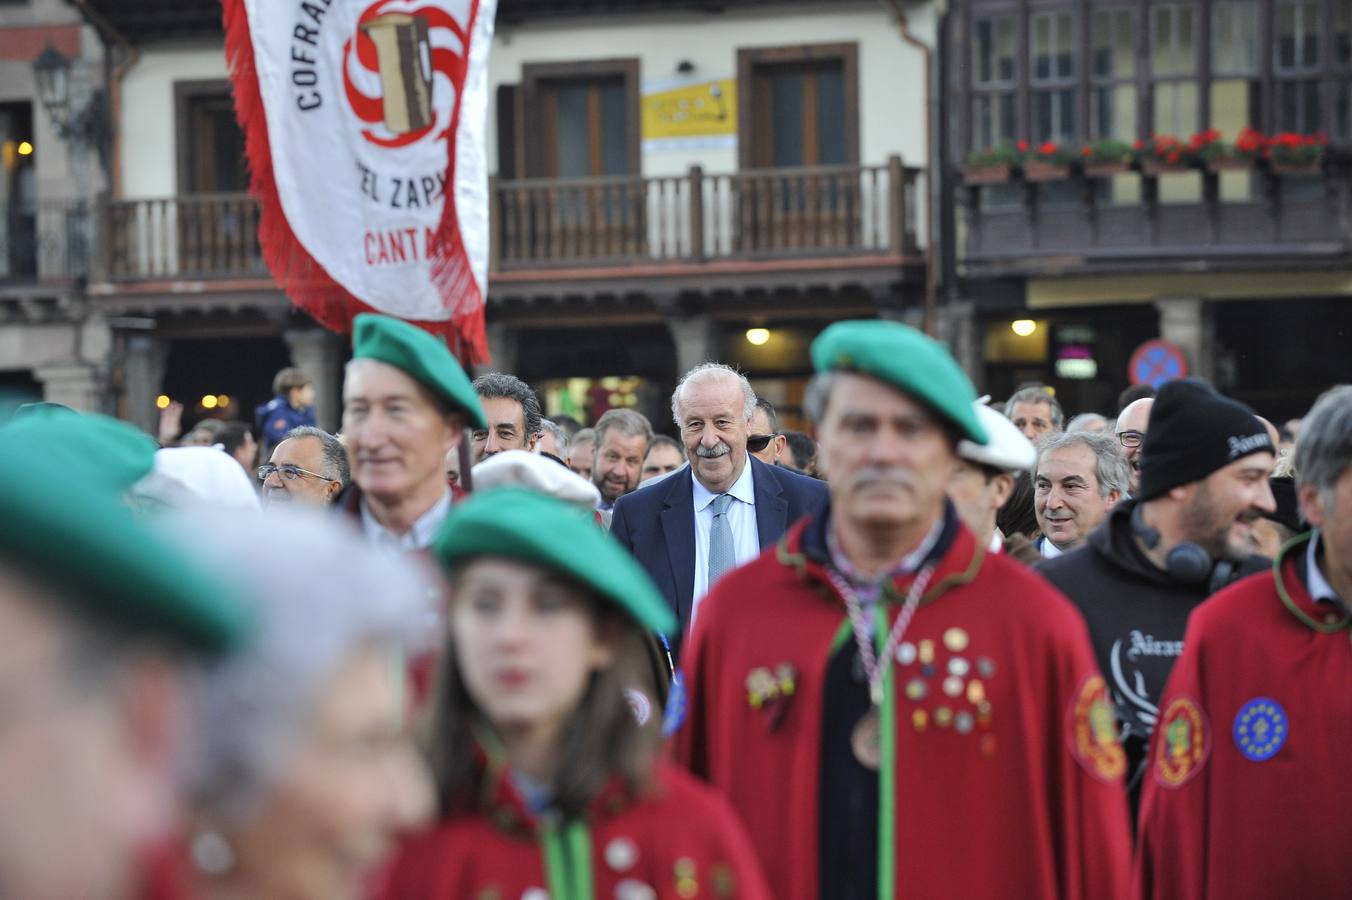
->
[[360, 490, 451, 551], [690, 455, 759, 629], [1038, 535, 1064, 559], [1307, 531, 1342, 604]]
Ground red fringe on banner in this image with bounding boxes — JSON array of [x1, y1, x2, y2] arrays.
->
[[221, 0, 489, 365]]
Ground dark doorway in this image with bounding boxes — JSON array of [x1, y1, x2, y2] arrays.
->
[[162, 335, 291, 432]]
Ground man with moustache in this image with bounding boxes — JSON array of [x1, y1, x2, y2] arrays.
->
[[676, 322, 1130, 900], [1040, 379, 1276, 818], [258, 426, 348, 507], [340, 314, 487, 551], [610, 363, 827, 661]]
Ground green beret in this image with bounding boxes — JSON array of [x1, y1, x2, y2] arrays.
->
[[351, 314, 487, 429], [811, 320, 988, 445], [0, 445, 248, 655], [434, 487, 676, 636], [1, 409, 158, 490]]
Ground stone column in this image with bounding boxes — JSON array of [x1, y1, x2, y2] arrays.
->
[[934, 300, 980, 387], [485, 321, 518, 375], [34, 364, 101, 412], [665, 313, 716, 378], [121, 334, 169, 434], [284, 327, 344, 431], [1154, 297, 1213, 384]]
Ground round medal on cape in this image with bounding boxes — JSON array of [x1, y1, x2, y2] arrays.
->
[[851, 707, 883, 770]]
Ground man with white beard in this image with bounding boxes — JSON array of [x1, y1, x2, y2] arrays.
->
[[610, 363, 827, 662]]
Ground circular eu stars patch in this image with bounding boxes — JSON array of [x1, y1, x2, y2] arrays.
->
[[1233, 697, 1288, 762]]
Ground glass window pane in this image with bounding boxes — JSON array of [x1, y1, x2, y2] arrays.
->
[[997, 19, 1017, 80], [771, 72, 805, 167], [1336, 81, 1351, 138], [1154, 81, 1199, 135], [1154, 5, 1198, 76], [1212, 2, 1259, 74], [816, 68, 846, 165], [976, 19, 994, 83], [975, 17, 1017, 85], [599, 81, 628, 175], [1301, 1, 1321, 66], [553, 84, 590, 177], [1034, 15, 1053, 79], [1337, 0, 1352, 65], [1092, 83, 1137, 139], [1276, 0, 1321, 70]]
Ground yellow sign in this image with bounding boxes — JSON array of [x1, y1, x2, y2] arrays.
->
[[641, 79, 737, 142]]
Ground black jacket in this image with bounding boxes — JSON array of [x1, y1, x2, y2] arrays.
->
[[1037, 498, 1268, 815], [609, 455, 828, 662]]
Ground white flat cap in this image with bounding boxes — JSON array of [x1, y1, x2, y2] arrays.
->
[[959, 401, 1036, 473], [471, 449, 601, 510]]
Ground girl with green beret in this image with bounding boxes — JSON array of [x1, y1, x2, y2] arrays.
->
[[382, 487, 770, 900]]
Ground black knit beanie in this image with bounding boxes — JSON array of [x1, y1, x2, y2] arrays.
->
[[1137, 379, 1275, 501]]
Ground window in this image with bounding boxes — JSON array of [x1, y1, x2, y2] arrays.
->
[[1336, 0, 1352, 137], [1151, 5, 1200, 137], [175, 81, 247, 194], [754, 61, 846, 166], [1274, 0, 1323, 132], [521, 60, 639, 179], [738, 44, 859, 169], [1031, 11, 1077, 143], [1212, 2, 1261, 198], [1091, 8, 1137, 140], [972, 16, 1018, 148]]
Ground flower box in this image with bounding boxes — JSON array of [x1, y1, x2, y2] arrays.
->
[[1204, 157, 1254, 173], [1268, 159, 1323, 177], [1023, 161, 1071, 182], [963, 164, 1015, 185], [1137, 158, 1192, 178], [1083, 161, 1131, 178]]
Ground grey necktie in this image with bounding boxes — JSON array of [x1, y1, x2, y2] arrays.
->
[[708, 493, 735, 587]]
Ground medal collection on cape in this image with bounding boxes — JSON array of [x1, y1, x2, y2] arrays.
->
[[824, 563, 936, 770]]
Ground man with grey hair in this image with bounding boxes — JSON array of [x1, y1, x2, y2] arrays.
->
[[1135, 385, 1352, 894], [567, 427, 596, 480], [535, 418, 569, 461], [611, 362, 826, 659], [259, 425, 349, 507], [471, 372, 543, 462], [1006, 385, 1064, 443], [1041, 379, 1275, 818], [1067, 412, 1110, 434], [1033, 431, 1130, 558]]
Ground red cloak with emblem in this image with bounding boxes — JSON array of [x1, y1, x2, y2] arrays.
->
[[380, 757, 771, 899], [675, 507, 1132, 900], [1134, 534, 1352, 899], [223, 0, 494, 363]]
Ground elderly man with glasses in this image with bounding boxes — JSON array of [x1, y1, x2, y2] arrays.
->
[[1115, 397, 1153, 495], [259, 426, 349, 507]]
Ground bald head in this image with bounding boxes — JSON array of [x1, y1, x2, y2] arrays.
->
[[1115, 397, 1153, 494]]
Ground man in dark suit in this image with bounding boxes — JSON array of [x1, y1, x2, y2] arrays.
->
[[611, 363, 827, 661]]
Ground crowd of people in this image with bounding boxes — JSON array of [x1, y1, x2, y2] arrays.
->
[[2, 311, 1349, 900]]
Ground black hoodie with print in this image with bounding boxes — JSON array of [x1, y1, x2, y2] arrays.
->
[[1037, 498, 1268, 816]]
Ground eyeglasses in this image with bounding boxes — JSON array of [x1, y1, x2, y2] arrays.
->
[[747, 433, 778, 453], [257, 463, 336, 483], [1116, 430, 1145, 449]]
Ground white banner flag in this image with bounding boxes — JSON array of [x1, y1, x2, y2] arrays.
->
[[226, 0, 495, 361]]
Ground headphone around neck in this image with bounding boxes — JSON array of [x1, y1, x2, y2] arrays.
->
[[1130, 502, 1238, 593]]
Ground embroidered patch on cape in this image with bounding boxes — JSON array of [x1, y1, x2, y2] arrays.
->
[[1155, 696, 1211, 788], [1234, 697, 1288, 762], [1067, 675, 1127, 783]]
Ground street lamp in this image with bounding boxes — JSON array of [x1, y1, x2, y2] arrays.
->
[[30, 42, 106, 152], [32, 43, 71, 125]]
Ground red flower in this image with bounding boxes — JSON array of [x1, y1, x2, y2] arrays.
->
[[1039, 141, 1059, 156], [1133, 139, 1144, 151], [1016, 139, 1029, 153], [1082, 145, 1093, 157], [1167, 150, 1181, 164]]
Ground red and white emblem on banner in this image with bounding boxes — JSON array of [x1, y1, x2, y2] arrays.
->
[[224, 0, 495, 363]]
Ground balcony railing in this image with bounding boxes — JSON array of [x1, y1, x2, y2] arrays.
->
[[1, 200, 92, 285], [98, 159, 919, 284], [960, 165, 1352, 275], [103, 193, 266, 282], [492, 158, 919, 270]]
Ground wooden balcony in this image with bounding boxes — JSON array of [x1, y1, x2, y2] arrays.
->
[[960, 164, 1352, 279], [94, 160, 922, 304]]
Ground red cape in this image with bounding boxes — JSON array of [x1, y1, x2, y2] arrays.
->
[[1135, 535, 1352, 899], [382, 761, 771, 899], [676, 514, 1132, 900]]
